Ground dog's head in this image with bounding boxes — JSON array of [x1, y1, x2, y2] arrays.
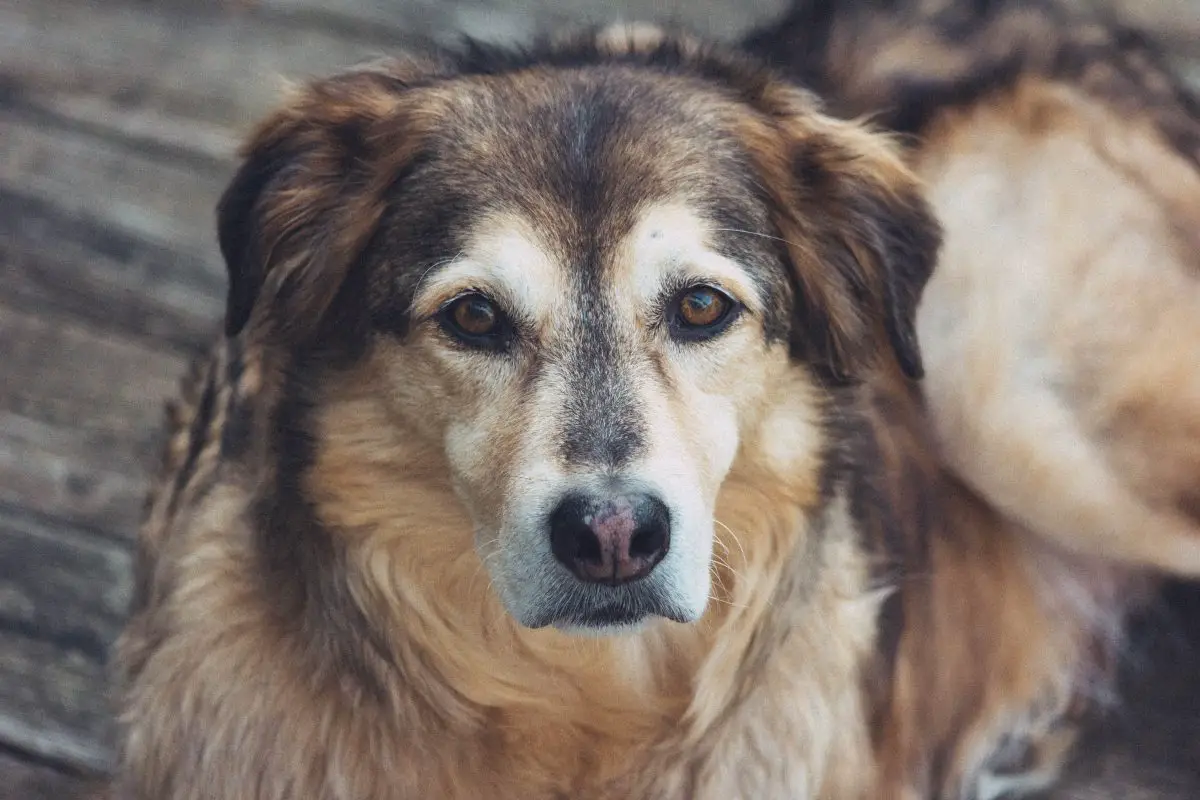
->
[[218, 28, 939, 633]]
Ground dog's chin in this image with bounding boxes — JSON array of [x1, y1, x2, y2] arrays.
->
[[553, 612, 651, 638]]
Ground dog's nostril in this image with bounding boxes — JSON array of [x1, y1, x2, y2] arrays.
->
[[629, 498, 669, 558], [550, 497, 602, 571], [630, 523, 664, 558], [574, 525, 603, 563], [548, 492, 671, 585]]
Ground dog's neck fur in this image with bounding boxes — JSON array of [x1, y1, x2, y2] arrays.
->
[[272, 352, 883, 796]]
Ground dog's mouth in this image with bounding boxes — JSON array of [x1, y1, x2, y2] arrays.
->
[[530, 581, 695, 633], [561, 604, 647, 630]]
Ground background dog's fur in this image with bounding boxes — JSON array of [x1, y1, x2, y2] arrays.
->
[[746, 0, 1200, 576], [112, 2, 1200, 798]]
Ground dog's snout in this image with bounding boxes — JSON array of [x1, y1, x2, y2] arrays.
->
[[549, 493, 670, 585]]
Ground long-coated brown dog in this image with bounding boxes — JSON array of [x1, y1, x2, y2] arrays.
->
[[113, 1, 1200, 797]]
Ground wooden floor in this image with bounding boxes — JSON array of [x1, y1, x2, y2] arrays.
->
[[0, 1, 1197, 798]]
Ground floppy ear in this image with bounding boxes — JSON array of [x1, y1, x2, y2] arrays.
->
[[217, 64, 432, 343], [740, 91, 942, 383]]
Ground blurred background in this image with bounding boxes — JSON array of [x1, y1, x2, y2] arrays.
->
[[0, 1, 1198, 798]]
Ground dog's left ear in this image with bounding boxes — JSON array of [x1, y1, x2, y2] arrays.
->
[[741, 93, 942, 383], [217, 62, 437, 345]]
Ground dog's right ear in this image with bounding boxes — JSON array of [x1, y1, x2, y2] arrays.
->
[[735, 84, 940, 384], [217, 63, 437, 343]]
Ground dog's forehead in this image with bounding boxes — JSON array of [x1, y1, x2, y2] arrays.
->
[[369, 64, 793, 332], [416, 67, 769, 257], [428, 201, 764, 309]]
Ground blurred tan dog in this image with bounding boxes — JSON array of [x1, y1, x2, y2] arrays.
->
[[750, 0, 1200, 576], [114, 2, 1200, 798]]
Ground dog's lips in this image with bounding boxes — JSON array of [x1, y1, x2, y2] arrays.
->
[[566, 585, 700, 628], [518, 577, 695, 631], [568, 603, 648, 628]]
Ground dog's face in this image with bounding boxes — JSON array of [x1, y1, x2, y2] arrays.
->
[[217, 33, 939, 633], [399, 205, 764, 630]]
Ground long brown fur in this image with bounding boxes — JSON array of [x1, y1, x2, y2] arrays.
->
[[113, 3, 1197, 798]]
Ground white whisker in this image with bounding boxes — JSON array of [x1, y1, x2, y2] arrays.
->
[[713, 517, 748, 565], [710, 227, 810, 252], [407, 251, 466, 313]]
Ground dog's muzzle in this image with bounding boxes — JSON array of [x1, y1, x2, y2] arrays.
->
[[542, 490, 683, 629]]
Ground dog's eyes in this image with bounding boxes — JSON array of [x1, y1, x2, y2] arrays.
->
[[439, 293, 513, 349], [669, 286, 739, 342]]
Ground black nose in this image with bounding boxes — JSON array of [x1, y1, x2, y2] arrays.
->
[[549, 492, 671, 585]]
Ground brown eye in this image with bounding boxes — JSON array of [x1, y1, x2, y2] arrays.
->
[[670, 285, 739, 341], [440, 293, 513, 349], [452, 295, 497, 335], [679, 287, 727, 326]]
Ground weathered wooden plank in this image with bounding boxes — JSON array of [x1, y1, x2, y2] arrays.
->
[[0, 306, 179, 538], [252, 0, 785, 43], [0, 109, 230, 270], [0, 624, 117, 773], [0, 0, 407, 133], [0, 304, 185, 441], [207, 0, 461, 45], [0, 0, 786, 165], [0, 187, 223, 353], [0, 749, 96, 800], [234, 0, 1200, 51], [0, 86, 241, 171], [0, 411, 151, 543], [0, 506, 132, 772]]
